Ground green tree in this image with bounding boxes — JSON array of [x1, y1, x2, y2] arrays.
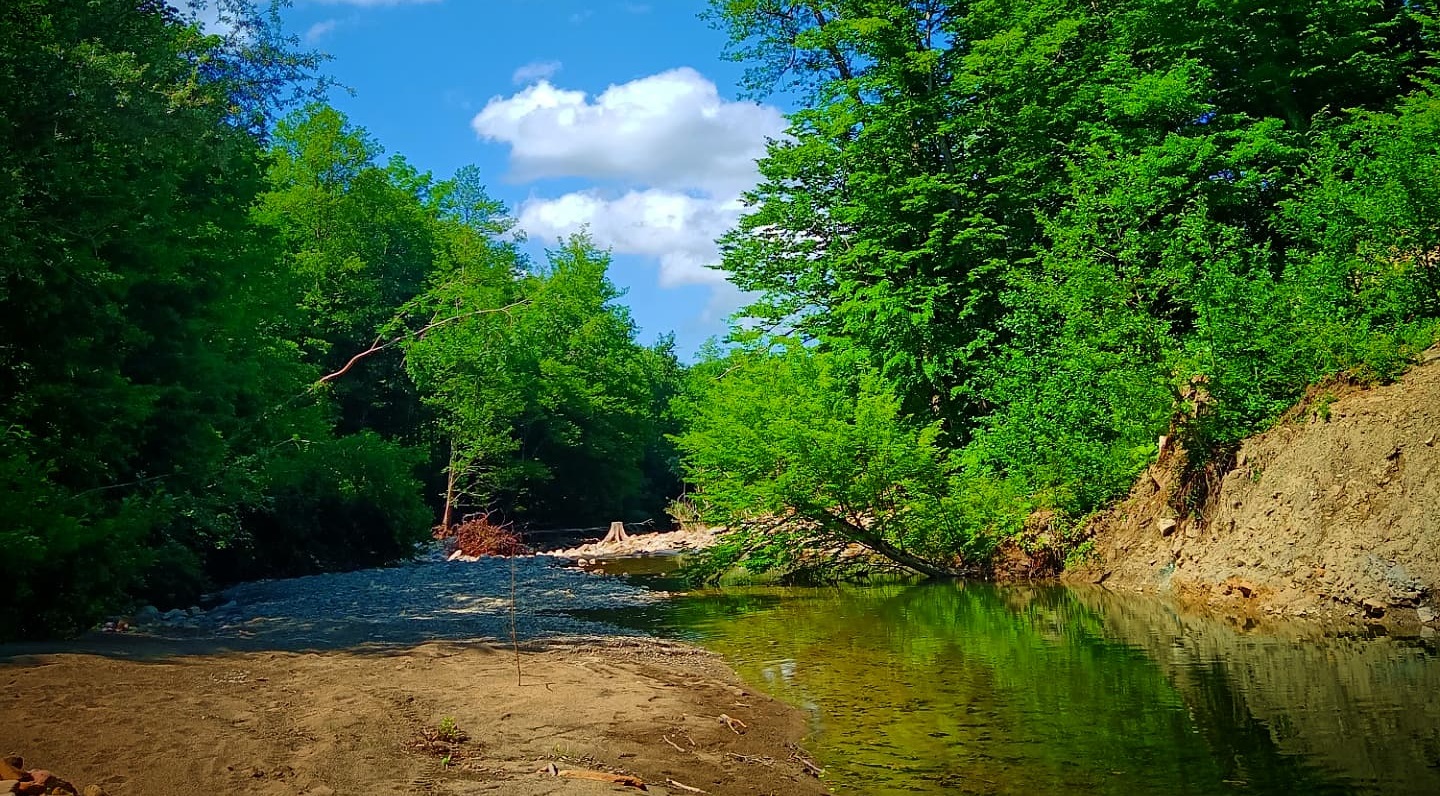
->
[[407, 235, 682, 527], [0, 2, 425, 637], [692, 0, 1440, 576], [255, 105, 438, 439], [673, 341, 1006, 579]]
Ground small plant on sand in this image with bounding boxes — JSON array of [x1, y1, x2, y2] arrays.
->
[[437, 715, 466, 743], [408, 716, 471, 763]]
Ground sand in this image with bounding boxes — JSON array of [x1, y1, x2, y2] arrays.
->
[[0, 558, 828, 796]]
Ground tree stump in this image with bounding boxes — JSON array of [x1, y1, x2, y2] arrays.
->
[[601, 521, 630, 544]]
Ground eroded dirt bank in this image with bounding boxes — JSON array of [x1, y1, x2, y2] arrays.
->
[[0, 558, 827, 796], [1069, 349, 1440, 626]]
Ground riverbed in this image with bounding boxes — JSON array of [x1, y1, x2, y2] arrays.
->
[[583, 562, 1440, 795]]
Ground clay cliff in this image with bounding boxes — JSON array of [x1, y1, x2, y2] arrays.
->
[[1068, 349, 1440, 627]]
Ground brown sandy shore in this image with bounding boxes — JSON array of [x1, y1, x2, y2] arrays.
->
[[0, 556, 828, 796]]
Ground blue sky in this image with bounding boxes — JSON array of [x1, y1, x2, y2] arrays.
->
[[262, 0, 790, 358]]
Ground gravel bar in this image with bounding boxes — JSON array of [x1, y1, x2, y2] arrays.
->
[[122, 553, 663, 652]]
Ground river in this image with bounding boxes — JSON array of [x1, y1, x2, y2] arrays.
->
[[580, 561, 1440, 795]]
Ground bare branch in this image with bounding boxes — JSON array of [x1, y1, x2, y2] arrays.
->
[[315, 300, 528, 387]]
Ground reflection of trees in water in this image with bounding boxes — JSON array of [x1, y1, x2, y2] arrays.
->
[[658, 583, 1440, 795], [1074, 587, 1440, 795]]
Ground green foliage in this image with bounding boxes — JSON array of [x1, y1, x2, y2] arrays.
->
[[406, 234, 683, 526], [256, 105, 437, 439], [218, 433, 430, 581], [692, 0, 1440, 577], [674, 342, 1017, 580], [0, 2, 435, 638]]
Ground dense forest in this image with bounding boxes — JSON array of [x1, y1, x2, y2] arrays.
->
[[1, 0, 681, 638], [675, 0, 1440, 579], [5, 0, 1440, 639]]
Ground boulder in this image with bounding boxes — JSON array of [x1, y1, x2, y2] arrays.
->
[[0, 758, 22, 781]]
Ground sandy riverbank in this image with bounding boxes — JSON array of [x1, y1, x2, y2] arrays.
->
[[0, 558, 827, 796]]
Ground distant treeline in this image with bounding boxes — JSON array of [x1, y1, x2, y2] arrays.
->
[[0, 0, 681, 639]]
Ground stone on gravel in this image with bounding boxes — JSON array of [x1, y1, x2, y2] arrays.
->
[[82, 786, 108, 796]]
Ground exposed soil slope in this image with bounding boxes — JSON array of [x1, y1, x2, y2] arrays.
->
[[1068, 349, 1440, 625]]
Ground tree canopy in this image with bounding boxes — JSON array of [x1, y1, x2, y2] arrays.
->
[[676, 0, 1440, 579], [0, 2, 681, 639]]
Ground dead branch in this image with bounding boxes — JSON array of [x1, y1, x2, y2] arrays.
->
[[788, 744, 824, 777], [556, 768, 647, 790], [667, 778, 708, 793], [724, 752, 773, 766], [315, 300, 526, 386]]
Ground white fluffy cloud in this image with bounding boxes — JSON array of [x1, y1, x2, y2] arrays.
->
[[473, 67, 783, 195], [518, 190, 744, 287], [475, 68, 784, 286]]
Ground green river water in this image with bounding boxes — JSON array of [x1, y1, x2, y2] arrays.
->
[[580, 560, 1440, 795]]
